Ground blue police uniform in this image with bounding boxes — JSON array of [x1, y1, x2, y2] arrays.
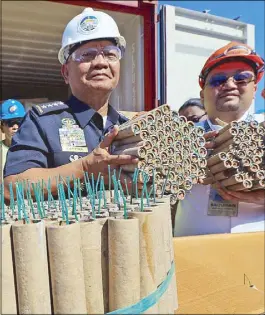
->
[[4, 95, 128, 177]]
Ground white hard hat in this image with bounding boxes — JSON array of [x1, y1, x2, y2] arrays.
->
[[58, 8, 126, 64]]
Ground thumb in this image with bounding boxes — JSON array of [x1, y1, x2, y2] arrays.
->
[[100, 125, 119, 149]]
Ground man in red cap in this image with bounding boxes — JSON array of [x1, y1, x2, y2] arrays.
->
[[174, 42, 264, 236]]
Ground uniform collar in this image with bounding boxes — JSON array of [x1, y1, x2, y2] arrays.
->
[[206, 111, 254, 131], [66, 95, 95, 129], [66, 95, 121, 129]]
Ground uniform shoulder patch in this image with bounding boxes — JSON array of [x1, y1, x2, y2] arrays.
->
[[32, 101, 69, 116]]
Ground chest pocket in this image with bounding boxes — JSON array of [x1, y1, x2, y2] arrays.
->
[[51, 151, 88, 167]]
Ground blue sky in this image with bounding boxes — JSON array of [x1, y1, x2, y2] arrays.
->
[[158, 0, 265, 113]]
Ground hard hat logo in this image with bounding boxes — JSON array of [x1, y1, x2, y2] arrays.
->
[[1, 99, 26, 120], [78, 15, 99, 34], [9, 105, 18, 113]]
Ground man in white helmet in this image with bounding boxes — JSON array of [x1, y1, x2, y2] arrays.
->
[[4, 8, 139, 200]]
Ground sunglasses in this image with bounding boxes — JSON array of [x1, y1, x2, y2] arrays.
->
[[71, 45, 122, 63], [207, 72, 255, 88], [4, 119, 23, 127]]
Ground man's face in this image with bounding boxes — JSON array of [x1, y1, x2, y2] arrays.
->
[[179, 106, 206, 123], [1, 119, 22, 142], [62, 40, 120, 96], [201, 61, 257, 119]]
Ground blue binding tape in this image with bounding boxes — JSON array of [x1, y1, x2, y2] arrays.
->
[[107, 261, 175, 314]]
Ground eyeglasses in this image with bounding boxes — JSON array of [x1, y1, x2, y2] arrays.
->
[[4, 119, 23, 127], [71, 45, 122, 63], [206, 72, 255, 88], [187, 113, 207, 123]]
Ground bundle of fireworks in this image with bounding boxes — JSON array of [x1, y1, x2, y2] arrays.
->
[[111, 104, 207, 204], [204, 120, 265, 191], [1, 173, 178, 315]]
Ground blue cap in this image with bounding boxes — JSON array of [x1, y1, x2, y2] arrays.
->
[[1, 99, 26, 120]]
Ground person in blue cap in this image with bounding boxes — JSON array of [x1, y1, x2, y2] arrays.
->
[[1, 99, 26, 182], [4, 8, 139, 200]]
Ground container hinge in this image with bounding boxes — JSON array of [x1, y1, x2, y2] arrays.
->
[[156, 14, 160, 23]]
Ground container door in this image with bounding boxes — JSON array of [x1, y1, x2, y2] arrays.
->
[[159, 4, 253, 111]]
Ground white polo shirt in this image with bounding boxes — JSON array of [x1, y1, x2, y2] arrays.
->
[[174, 112, 265, 236]]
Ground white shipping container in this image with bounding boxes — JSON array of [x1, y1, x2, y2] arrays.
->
[[160, 5, 256, 113]]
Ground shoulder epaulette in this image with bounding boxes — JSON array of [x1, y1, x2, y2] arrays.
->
[[32, 101, 69, 116]]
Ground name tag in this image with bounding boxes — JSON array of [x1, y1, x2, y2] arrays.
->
[[207, 187, 238, 217]]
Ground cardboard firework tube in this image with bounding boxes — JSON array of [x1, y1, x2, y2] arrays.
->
[[122, 160, 147, 173], [141, 204, 168, 314], [220, 173, 245, 187], [242, 157, 252, 167], [253, 147, 264, 157], [217, 121, 239, 135], [251, 179, 265, 190], [194, 126, 205, 136], [249, 120, 259, 129], [108, 218, 140, 311], [12, 220, 51, 314], [112, 133, 147, 148], [214, 127, 238, 146], [2, 223, 17, 314], [256, 124, 265, 135], [153, 197, 178, 312], [79, 221, 104, 314], [231, 159, 240, 169], [256, 170, 265, 180], [249, 163, 260, 173], [252, 155, 263, 165], [97, 218, 109, 313], [112, 140, 145, 154], [113, 146, 147, 158], [236, 149, 246, 159], [146, 113, 155, 124], [115, 122, 141, 140], [244, 126, 253, 136], [207, 152, 227, 167], [128, 211, 159, 314], [209, 159, 232, 174], [212, 143, 234, 156], [145, 140, 153, 150], [160, 104, 171, 114], [214, 169, 234, 181], [147, 123, 157, 134], [47, 222, 87, 314], [212, 137, 234, 152], [163, 114, 172, 125], [227, 180, 253, 191], [139, 118, 148, 130]]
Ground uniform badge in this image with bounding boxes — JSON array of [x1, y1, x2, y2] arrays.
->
[[61, 118, 76, 127], [78, 15, 99, 34], [59, 118, 88, 153]]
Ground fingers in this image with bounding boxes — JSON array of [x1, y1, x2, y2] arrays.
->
[[100, 125, 119, 149], [213, 182, 239, 201], [225, 189, 265, 204], [204, 131, 218, 149], [204, 130, 218, 140], [107, 154, 139, 165]]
